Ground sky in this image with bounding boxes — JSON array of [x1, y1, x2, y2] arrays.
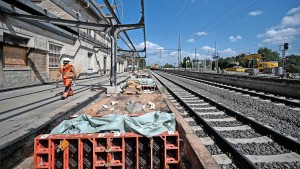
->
[[99, 0, 300, 66]]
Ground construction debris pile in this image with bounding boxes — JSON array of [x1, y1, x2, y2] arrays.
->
[[33, 72, 181, 169], [123, 74, 157, 95]]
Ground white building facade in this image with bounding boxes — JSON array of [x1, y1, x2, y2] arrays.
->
[[0, 0, 127, 88]]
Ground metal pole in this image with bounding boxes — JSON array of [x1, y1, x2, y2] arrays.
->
[[110, 35, 116, 86], [178, 35, 181, 69], [282, 50, 285, 70], [215, 41, 219, 73], [137, 58, 140, 72]]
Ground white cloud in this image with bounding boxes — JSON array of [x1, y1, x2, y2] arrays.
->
[[287, 6, 300, 15], [195, 31, 208, 36], [248, 10, 263, 16], [260, 36, 292, 45], [169, 51, 177, 57], [280, 6, 300, 28], [201, 46, 215, 52], [137, 41, 161, 50], [200, 46, 237, 58], [135, 41, 180, 66], [257, 6, 300, 45], [258, 28, 300, 38], [187, 38, 195, 43], [229, 35, 242, 42], [136, 42, 236, 66], [219, 48, 237, 56]]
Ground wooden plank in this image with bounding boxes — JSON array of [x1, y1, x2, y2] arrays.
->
[[3, 45, 27, 67]]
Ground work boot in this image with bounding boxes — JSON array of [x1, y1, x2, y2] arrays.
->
[[69, 88, 74, 96], [61, 92, 68, 99]]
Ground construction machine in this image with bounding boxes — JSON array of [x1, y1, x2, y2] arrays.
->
[[225, 63, 247, 72], [232, 54, 278, 75], [150, 64, 159, 70], [241, 54, 278, 72]]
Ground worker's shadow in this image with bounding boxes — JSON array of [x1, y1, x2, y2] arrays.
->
[[55, 92, 63, 96]]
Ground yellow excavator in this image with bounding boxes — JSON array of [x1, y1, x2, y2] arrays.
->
[[226, 54, 278, 75], [241, 54, 278, 72]]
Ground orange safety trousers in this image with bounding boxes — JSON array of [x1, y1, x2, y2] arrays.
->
[[62, 78, 73, 98]]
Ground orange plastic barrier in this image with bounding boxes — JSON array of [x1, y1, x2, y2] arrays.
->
[[34, 131, 180, 169]]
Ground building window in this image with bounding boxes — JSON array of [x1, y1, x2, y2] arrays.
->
[[3, 45, 27, 67], [2, 34, 30, 67], [49, 44, 61, 67]]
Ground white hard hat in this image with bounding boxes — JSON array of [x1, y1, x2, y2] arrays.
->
[[63, 58, 71, 62]]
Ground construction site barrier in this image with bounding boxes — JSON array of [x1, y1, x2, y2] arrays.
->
[[34, 131, 180, 169]]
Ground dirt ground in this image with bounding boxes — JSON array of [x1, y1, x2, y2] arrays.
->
[[82, 91, 170, 116], [15, 76, 171, 169]]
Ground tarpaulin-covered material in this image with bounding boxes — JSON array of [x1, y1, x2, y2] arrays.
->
[[138, 78, 156, 86], [50, 111, 176, 137]]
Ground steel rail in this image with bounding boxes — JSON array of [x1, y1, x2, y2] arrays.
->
[[165, 71, 300, 107], [151, 71, 258, 169], [152, 71, 300, 168], [156, 71, 300, 152]]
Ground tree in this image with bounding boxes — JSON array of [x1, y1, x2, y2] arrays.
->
[[234, 53, 248, 67], [217, 57, 235, 69], [285, 54, 300, 73], [182, 57, 192, 68], [257, 47, 280, 62], [163, 63, 175, 68]]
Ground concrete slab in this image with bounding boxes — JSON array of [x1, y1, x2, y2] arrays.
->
[[204, 117, 236, 122], [226, 136, 273, 144], [106, 86, 122, 94], [199, 137, 214, 145], [246, 152, 300, 163], [197, 111, 225, 115], [188, 103, 209, 106], [193, 107, 217, 110], [214, 125, 251, 131], [212, 154, 232, 165]]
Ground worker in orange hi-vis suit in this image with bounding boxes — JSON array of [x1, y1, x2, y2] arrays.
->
[[56, 58, 77, 99]]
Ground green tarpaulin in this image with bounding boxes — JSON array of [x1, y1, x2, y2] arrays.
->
[[50, 111, 176, 137]]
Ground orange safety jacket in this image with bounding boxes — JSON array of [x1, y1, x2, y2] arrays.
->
[[59, 64, 76, 79]]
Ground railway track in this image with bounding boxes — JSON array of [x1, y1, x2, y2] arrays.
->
[[163, 71, 300, 108], [151, 71, 300, 169], [156, 71, 300, 141]]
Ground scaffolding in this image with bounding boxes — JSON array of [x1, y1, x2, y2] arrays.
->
[[192, 59, 212, 72]]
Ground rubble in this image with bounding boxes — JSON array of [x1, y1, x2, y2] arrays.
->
[[148, 101, 156, 110], [122, 74, 157, 95], [110, 101, 118, 105], [125, 100, 144, 113], [80, 73, 167, 118]]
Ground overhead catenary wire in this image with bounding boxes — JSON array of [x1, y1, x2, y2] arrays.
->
[[161, 0, 192, 46], [182, 0, 262, 51], [158, 0, 187, 45], [197, 0, 241, 34], [207, 0, 261, 33]]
